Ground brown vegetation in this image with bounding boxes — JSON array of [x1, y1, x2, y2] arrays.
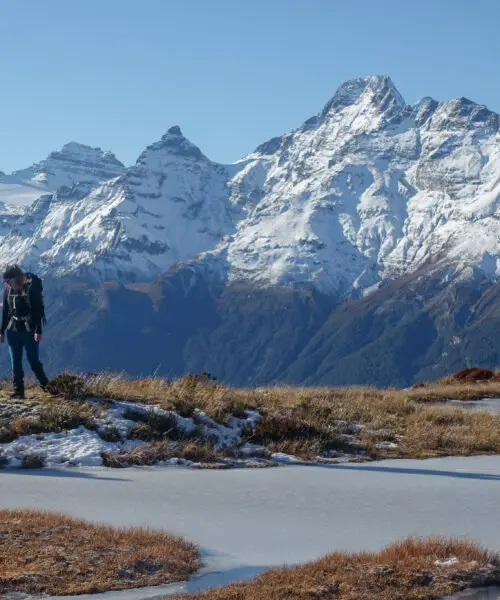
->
[[86, 374, 500, 461], [4, 372, 500, 466], [0, 509, 199, 596], [20, 453, 45, 468], [45, 372, 89, 400], [102, 439, 220, 467], [449, 367, 496, 383], [0, 399, 102, 443], [177, 537, 499, 600]]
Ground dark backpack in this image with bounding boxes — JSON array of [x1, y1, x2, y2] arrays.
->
[[26, 273, 47, 325]]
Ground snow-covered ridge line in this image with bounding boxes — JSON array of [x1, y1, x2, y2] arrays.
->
[[1, 75, 499, 295]]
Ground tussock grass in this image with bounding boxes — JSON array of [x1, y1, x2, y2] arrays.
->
[[0, 400, 103, 443], [0, 509, 199, 596], [401, 406, 500, 457], [102, 441, 171, 467], [407, 380, 500, 402], [124, 406, 186, 440], [45, 373, 89, 400], [87, 375, 500, 460], [102, 439, 220, 468], [177, 537, 499, 600], [4, 372, 500, 464], [20, 453, 45, 469], [88, 373, 252, 423]]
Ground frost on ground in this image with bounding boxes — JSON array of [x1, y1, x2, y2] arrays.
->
[[0, 397, 385, 470]]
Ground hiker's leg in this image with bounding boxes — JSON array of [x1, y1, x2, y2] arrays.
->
[[7, 331, 25, 396], [24, 332, 49, 388]]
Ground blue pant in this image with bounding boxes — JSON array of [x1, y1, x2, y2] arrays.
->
[[7, 330, 49, 393]]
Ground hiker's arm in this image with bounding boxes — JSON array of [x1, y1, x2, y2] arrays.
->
[[0, 288, 8, 335], [30, 290, 43, 335]]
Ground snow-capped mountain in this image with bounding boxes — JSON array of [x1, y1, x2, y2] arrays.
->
[[0, 128, 235, 279], [1, 75, 499, 297], [0, 142, 125, 212], [226, 75, 500, 294]]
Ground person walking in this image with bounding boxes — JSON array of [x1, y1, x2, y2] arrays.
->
[[0, 265, 49, 399]]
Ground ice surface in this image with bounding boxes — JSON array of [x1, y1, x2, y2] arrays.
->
[[445, 398, 500, 413], [3, 455, 500, 598]]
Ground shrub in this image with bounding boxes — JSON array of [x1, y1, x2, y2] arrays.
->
[[123, 407, 184, 440], [45, 373, 88, 400], [21, 453, 45, 469], [0, 425, 17, 443], [102, 442, 171, 467], [98, 426, 122, 443], [451, 367, 495, 383]]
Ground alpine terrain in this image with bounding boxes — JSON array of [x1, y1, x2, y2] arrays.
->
[[1, 75, 500, 386]]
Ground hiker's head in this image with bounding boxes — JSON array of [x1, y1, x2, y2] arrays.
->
[[3, 265, 25, 290]]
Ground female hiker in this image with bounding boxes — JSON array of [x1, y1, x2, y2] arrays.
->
[[0, 265, 49, 399]]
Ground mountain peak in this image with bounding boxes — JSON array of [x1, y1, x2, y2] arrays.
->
[[321, 74, 406, 117], [136, 127, 205, 163], [433, 96, 500, 132], [164, 125, 183, 137], [60, 141, 96, 153], [49, 142, 122, 165], [0, 141, 126, 211]]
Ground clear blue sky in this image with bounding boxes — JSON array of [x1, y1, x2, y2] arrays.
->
[[1, 0, 498, 172]]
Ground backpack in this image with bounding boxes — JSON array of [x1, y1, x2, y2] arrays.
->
[[25, 273, 47, 325]]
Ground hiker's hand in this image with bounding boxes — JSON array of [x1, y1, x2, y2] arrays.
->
[[0, 334, 4, 344], [34, 333, 41, 343]]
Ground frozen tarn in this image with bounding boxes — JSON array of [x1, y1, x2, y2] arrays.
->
[[3, 455, 500, 599], [445, 398, 500, 414]]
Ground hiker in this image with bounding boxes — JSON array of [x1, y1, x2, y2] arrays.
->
[[0, 265, 49, 399]]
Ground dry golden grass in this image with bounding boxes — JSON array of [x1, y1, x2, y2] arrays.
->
[[0, 399, 103, 443], [177, 537, 499, 600], [88, 373, 251, 422], [0, 509, 199, 596], [102, 439, 220, 467], [86, 374, 500, 460], [4, 373, 500, 465]]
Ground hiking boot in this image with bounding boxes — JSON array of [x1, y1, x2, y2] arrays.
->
[[9, 391, 25, 400], [41, 383, 55, 395]]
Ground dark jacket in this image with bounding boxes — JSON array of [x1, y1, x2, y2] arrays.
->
[[0, 274, 45, 335]]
